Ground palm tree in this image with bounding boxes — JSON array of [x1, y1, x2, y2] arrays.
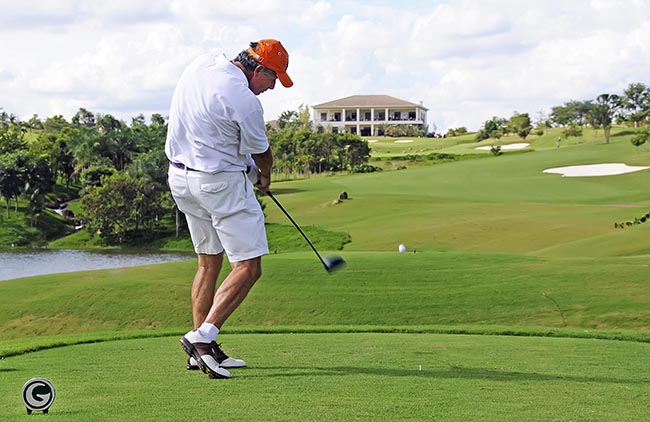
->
[[591, 94, 623, 143]]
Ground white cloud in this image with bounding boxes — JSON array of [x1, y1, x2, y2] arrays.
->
[[1, 0, 650, 132]]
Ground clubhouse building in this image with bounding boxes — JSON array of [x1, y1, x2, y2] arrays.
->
[[312, 95, 428, 136]]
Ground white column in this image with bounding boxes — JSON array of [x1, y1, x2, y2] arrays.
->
[[356, 108, 360, 135]]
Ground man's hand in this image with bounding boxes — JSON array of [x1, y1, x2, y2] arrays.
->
[[256, 172, 271, 193], [246, 156, 271, 193], [250, 148, 273, 194]]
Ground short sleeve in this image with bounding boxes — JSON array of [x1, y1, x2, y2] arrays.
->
[[238, 107, 269, 155]]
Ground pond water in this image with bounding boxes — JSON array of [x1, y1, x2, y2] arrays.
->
[[0, 249, 194, 281]]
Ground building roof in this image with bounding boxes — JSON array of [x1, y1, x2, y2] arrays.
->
[[313, 95, 428, 111]]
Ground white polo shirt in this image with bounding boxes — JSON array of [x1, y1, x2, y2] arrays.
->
[[165, 53, 269, 173]]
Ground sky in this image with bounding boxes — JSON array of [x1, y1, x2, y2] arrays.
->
[[1, 0, 650, 132]]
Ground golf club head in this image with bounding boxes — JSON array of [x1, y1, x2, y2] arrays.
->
[[323, 255, 346, 273]]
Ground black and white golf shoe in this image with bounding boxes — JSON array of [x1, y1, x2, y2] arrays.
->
[[180, 330, 231, 379], [186, 341, 246, 370]]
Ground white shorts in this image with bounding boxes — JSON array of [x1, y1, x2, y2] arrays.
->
[[168, 164, 268, 262]]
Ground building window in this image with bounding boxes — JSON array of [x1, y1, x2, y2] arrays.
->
[[321, 113, 327, 121]]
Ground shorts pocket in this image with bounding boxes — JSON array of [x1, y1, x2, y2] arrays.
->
[[200, 182, 228, 193], [198, 179, 245, 217]]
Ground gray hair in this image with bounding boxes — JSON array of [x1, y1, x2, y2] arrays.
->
[[233, 42, 276, 77]]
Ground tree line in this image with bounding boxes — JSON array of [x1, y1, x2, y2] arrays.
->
[[0, 105, 371, 245], [471, 82, 650, 143]]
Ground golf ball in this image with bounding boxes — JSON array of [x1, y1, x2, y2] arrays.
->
[[398, 244, 406, 253]]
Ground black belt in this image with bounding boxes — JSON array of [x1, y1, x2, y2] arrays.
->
[[170, 162, 198, 171]]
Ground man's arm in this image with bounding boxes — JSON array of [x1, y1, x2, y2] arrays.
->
[[251, 147, 273, 192]]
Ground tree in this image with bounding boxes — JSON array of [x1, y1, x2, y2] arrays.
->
[[622, 83, 650, 128], [476, 117, 507, 141], [0, 157, 23, 217], [550, 100, 593, 127], [562, 125, 583, 144], [104, 126, 135, 171], [508, 112, 532, 140], [277, 110, 299, 130], [277, 105, 311, 131], [23, 154, 55, 226], [66, 125, 104, 175], [590, 94, 623, 143], [96, 113, 122, 134], [446, 127, 467, 137], [26, 114, 44, 130], [80, 165, 116, 191], [42, 115, 69, 133], [49, 134, 75, 187], [337, 134, 371, 170], [630, 127, 650, 152], [71, 108, 96, 127], [0, 118, 26, 154], [0, 109, 18, 125], [81, 172, 168, 243]]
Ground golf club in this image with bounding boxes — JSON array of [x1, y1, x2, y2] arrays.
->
[[266, 190, 346, 273]]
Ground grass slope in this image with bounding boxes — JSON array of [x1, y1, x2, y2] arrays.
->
[[263, 127, 650, 256], [2, 251, 650, 341]]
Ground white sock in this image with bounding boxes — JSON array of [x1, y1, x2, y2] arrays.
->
[[197, 323, 219, 342]]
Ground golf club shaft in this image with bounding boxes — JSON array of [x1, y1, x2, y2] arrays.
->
[[266, 190, 329, 269]]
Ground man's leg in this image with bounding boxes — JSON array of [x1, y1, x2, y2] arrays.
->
[[192, 253, 224, 328], [181, 256, 261, 378], [204, 256, 262, 328]]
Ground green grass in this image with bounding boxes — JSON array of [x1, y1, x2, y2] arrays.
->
[[1, 333, 649, 421], [2, 251, 650, 340], [261, 126, 650, 257], [2, 125, 650, 420]]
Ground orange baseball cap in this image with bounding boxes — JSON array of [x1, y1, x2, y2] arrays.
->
[[248, 39, 293, 88]]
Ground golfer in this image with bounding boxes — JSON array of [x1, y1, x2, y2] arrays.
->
[[165, 39, 293, 379]]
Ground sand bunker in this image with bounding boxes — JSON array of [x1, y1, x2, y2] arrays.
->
[[394, 140, 413, 143], [476, 143, 530, 151], [367, 139, 378, 143], [543, 163, 650, 177]]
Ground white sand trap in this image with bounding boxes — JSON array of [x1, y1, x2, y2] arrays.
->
[[475, 143, 530, 151], [395, 140, 413, 143], [543, 163, 650, 177], [367, 139, 378, 143]]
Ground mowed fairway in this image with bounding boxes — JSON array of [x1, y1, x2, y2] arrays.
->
[[263, 132, 650, 256], [1, 128, 650, 420]]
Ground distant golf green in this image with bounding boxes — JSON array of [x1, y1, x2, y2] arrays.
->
[[1, 127, 649, 420]]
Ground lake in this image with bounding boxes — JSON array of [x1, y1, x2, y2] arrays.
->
[[0, 249, 194, 281]]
